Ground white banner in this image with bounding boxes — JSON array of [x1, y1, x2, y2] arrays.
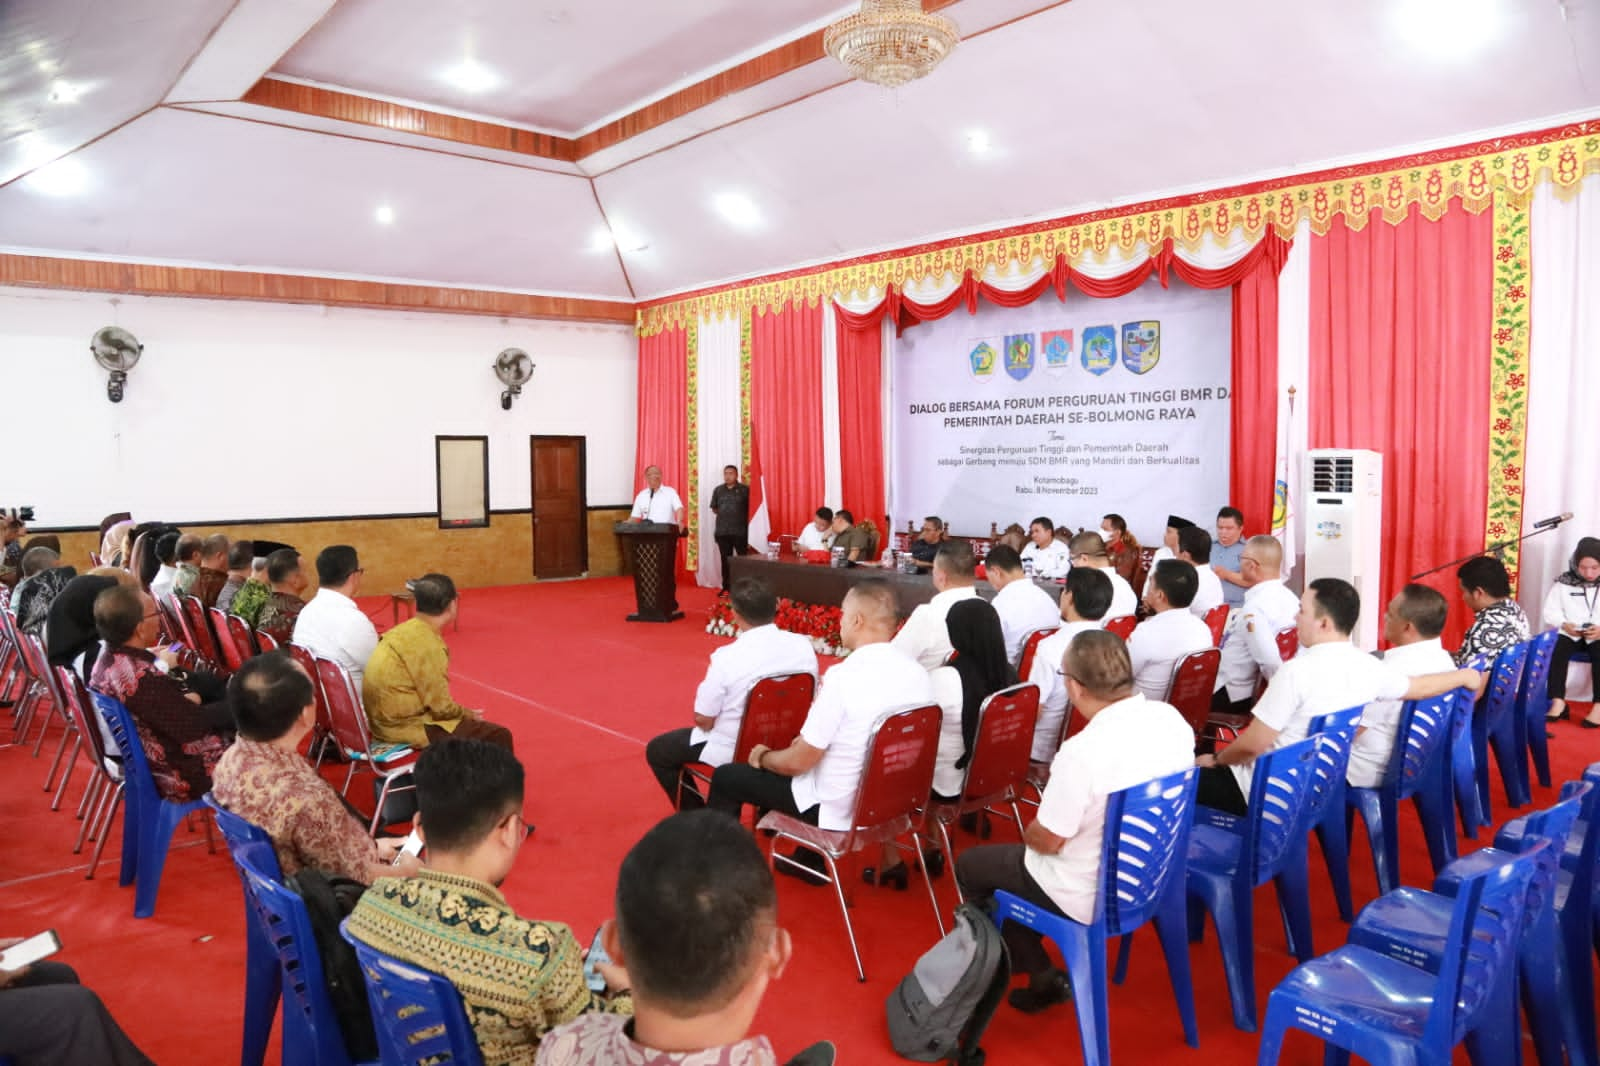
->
[[890, 278, 1232, 546]]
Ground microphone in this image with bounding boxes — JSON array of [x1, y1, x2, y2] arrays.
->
[[1533, 512, 1574, 530]]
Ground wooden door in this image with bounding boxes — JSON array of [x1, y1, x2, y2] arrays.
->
[[531, 436, 587, 579]]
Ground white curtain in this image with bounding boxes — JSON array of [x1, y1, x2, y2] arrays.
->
[[819, 299, 843, 510], [695, 310, 743, 588], [1275, 218, 1313, 585]]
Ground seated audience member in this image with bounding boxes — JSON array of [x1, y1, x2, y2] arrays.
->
[[213, 652, 421, 883], [1149, 515, 1193, 574], [958, 631, 1195, 1013], [996, 523, 1029, 553], [228, 555, 272, 627], [170, 534, 204, 597], [91, 585, 232, 802], [1099, 514, 1141, 584], [1214, 535, 1301, 712], [1019, 517, 1071, 579], [214, 539, 254, 613], [644, 578, 818, 809], [1544, 537, 1600, 726], [1195, 578, 1483, 816], [347, 739, 632, 1062], [1067, 532, 1138, 620], [537, 811, 833, 1066], [364, 574, 513, 751], [0, 512, 25, 588], [828, 509, 872, 563], [1027, 568, 1113, 760], [1454, 555, 1531, 667], [47, 571, 136, 681], [1211, 506, 1248, 608], [254, 549, 309, 645], [148, 531, 182, 599], [13, 545, 75, 636], [1346, 585, 1456, 788], [189, 534, 231, 608], [100, 516, 134, 568], [929, 599, 1016, 803], [707, 582, 933, 856], [1128, 560, 1213, 701], [984, 543, 1062, 664], [795, 507, 835, 554], [908, 516, 946, 570], [892, 541, 980, 669], [0, 945, 155, 1066], [1175, 525, 1225, 619], [293, 545, 379, 686]]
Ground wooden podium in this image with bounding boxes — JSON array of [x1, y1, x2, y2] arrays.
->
[[614, 521, 685, 622]]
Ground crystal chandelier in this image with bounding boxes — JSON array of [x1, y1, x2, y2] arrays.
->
[[824, 0, 959, 89]]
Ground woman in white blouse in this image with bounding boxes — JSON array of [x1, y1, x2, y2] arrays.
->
[[1544, 536, 1600, 727]]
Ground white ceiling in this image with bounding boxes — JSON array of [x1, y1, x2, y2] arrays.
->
[[0, 0, 1596, 303]]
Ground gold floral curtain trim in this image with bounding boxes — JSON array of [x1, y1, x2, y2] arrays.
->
[[1488, 191, 1533, 591]]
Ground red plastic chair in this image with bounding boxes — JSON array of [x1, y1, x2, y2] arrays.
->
[[1025, 699, 1076, 804], [313, 656, 417, 835], [928, 683, 1041, 897], [757, 703, 944, 981], [224, 613, 259, 663], [154, 593, 190, 651], [180, 596, 226, 673], [1104, 615, 1138, 640], [676, 672, 815, 810], [1165, 648, 1222, 740], [54, 666, 125, 876], [287, 644, 335, 767], [1204, 604, 1231, 647], [1275, 624, 1301, 663], [1017, 626, 1060, 679], [1214, 624, 1301, 741], [254, 630, 280, 653], [207, 607, 247, 673]]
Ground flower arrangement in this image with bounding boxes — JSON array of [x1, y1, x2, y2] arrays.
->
[[707, 592, 848, 657]]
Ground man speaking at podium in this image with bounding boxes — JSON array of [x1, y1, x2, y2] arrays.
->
[[629, 465, 685, 525]]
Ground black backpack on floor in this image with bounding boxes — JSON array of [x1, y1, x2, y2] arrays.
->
[[885, 901, 1011, 1065]]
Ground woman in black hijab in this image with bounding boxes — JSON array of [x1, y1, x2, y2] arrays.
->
[[1543, 536, 1600, 727], [46, 573, 123, 684]]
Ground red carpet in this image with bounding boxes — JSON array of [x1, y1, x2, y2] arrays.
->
[[4, 577, 1596, 1065]]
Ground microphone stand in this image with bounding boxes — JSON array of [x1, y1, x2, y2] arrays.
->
[[1411, 521, 1568, 581]]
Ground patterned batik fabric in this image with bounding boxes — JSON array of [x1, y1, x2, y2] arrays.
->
[[228, 579, 271, 627], [91, 645, 228, 801], [255, 593, 306, 645], [1456, 598, 1532, 666]]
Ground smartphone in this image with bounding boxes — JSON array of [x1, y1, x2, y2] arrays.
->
[[1, 930, 61, 972], [392, 829, 424, 865], [582, 925, 610, 993]]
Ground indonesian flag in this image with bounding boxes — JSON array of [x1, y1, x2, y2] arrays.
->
[[747, 428, 772, 549], [1271, 389, 1297, 581]]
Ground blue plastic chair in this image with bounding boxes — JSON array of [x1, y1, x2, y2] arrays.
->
[[1474, 640, 1533, 816], [341, 921, 484, 1066], [203, 794, 284, 1066], [90, 691, 215, 918], [1516, 629, 1559, 792], [1256, 843, 1543, 1066], [991, 767, 1199, 1066], [1302, 706, 1364, 923], [1186, 736, 1322, 1032], [237, 852, 373, 1066], [1347, 691, 1463, 894], [1449, 658, 1488, 839]]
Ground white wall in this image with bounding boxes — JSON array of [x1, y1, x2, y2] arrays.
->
[[0, 286, 637, 527]]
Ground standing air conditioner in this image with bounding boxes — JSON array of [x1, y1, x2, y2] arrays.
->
[[1303, 449, 1384, 650]]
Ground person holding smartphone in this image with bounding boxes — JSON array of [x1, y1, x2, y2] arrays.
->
[[1544, 536, 1600, 727], [0, 934, 155, 1065]]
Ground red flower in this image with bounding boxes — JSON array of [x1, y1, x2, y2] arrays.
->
[[1507, 372, 1526, 389], [1506, 284, 1527, 302], [1494, 417, 1511, 433], [1495, 245, 1515, 262], [1504, 465, 1522, 480], [1494, 327, 1512, 345]]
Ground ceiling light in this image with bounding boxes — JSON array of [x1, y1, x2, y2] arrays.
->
[[712, 192, 762, 230], [590, 221, 647, 254], [825, 0, 959, 88], [966, 130, 991, 154], [374, 204, 396, 225], [1391, 0, 1505, 59], [23, 157, 88, 197], [439, 59, 502, 94], [47, 80, 84, 104]]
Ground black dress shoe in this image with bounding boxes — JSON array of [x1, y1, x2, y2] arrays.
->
[[1583, 718, 1600, 730], [1548, 708, 1571, 722], [776, 848, 829, 886], [861, 862, 908, 890], [1007, 970, 1072, 1013], [922, 849, 946, 880]]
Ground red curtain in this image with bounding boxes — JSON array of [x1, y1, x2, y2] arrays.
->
[[750, 300, 825, 538], [837, 314, 887, 536], [635, 325, 690, 570], [1309, 204, 1492, 647], [1226, 235, 1290, 534]]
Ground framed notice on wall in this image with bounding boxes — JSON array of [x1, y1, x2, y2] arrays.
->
[[436, 435, 489, 529]]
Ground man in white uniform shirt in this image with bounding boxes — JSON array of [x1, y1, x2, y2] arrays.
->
[[644, 578, 818, 808], [1176, 526, 1225, 621], [1213, 536, 1302, 712], [892, 541, 981, 669], [984, 544, 1064, 665], [1142, 514, 1193, 598], [1346, 584, 1457, 789], [1128, 560, 1215, 700], [291, 545, 380, 689], [707, 580, 932, 879], [1194, 578, 1482, 816], [1067, 532, 1137, 621], [959, 630, 1195, 1013], [794, 507, 835, 554], [1027, 567, 1113, 760], [629, 465, 686, 525], [1019, 517, 1072, 580]]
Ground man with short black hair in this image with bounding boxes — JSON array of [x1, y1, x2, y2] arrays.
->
[[645, 578, 818, 809], [709, 465, 751, 591], [149, 531, 182, 599], [795, 507, 834, 554], [215, 539, 255, 613], [1211, 506, 1248, 608], [292, 545, 379, 686], [254, 550, 309, 645], [364, 573, 513, 750], [537, 811, 833, 1066], [892, 541, 980, 669], [213, 653, 419, 883], [1026, 567, 1113, 760], [1346, 585, 1457, 788], [1128, 560, 1213, 700], [1067, 532, 1137, 620], [908, 516, 946, 571], [347, 739, 632, 1063], [828, 509, 872, 563], [1194, 578, 1484, 815], [1020, 516, 1071, 579], [1175, 525, 1224, 619], [170, 534, 204, 598], [985, 543, 1062, 665], [1455, 555, 1530, 665]]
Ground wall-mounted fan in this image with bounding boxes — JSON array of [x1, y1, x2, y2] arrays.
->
[[493, 347, 535, 410], [91, 326, 143, 403]]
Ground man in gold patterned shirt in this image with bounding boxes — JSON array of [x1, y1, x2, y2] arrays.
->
[[346, 739, 632, 1063]]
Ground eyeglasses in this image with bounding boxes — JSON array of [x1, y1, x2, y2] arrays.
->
[[501, 811, 536, 840]]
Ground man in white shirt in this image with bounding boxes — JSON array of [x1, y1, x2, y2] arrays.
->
[[1195, 578, 1482, 815], [291, 545, 380, 689], [1214, 535, 1302, 712], [707, 581, 933, 877], [984, 544, 1064, 665], [794, 507, 835, 554], [1128, 560, 1215, 701], [1141, 514, 1190, 598], [1019, 516, 1072, 580], [1346, 584, 1456, 789], [629, 465, 686, 525], [1067, 532, 1137, 621], [1176, 526, 1225, 621], [149, 531, 181, 600], [1027, 567, 1113, 760], [892, 541, 981, 669], [959, 630, 1195, 1013], [644, 578, 819, 809]]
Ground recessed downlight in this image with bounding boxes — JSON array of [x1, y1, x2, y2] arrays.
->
[[439, 59, 502, 94], [375, 204, 396, 225]]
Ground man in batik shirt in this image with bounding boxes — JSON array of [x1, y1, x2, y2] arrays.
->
[[1455, 556, 1531, 665]]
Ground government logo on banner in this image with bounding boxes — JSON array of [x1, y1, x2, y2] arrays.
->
[[1042, 329, 1073, 370], [1004, 334, 1035, 381], [969, 341, 997, 381], [1122, 321, 1161, 375], [1081, 326, 1116, 376]]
